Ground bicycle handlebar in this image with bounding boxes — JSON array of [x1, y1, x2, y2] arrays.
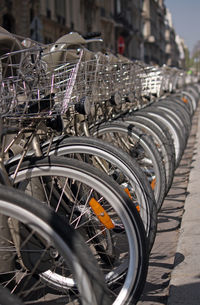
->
[[82, 32, 101, 40]]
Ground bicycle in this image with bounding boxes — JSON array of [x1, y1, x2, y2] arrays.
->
[[0, 33, 149, 304]]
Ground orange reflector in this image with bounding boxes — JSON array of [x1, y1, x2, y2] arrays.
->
[[151, 178, 156, 190], [136, 205, 140, 212], [89, 198, 115, 229], [124, 187, 132, 199], [124, 188, 140, 212], [182, 97, 188, 103]]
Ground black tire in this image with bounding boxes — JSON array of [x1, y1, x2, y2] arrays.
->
[[154, 101, 191, 141], [40, 135, 157, 251], [6, 156, 149, 305], [181, 90, 196, 114], [0, 185, 111, 305], [138, 107, 185, 167], [162, 95, 192, 118], [91, 120, 167, 211], [128, 111, 176, 175], [141, 105, 187, 150], [120, 115, 175, 193], [155, 100, 192, 138]]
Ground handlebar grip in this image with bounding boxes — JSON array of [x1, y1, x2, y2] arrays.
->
[[82, 32, 101, 40]]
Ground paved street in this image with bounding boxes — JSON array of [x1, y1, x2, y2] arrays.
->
[[138, 104, 200, 305]]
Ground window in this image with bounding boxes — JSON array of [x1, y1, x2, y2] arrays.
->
[[46, 0, 51, 18], [116, 0, 121, 14], [30, 8, 34, 22], [55, 0, 66, 25], [3, 14, 15, 33]]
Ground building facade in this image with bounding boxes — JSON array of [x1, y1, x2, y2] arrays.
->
[[165, 8, 180, 67], [142, 0, 168, 65], [0, 0, 184, 67]]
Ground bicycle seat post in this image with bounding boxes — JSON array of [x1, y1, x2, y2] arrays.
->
[[32, 134, 43, 157], [83, 120, 91, 137]]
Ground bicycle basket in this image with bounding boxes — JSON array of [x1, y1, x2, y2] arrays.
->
[[139, 65, 164, 98], [0, 47, 84, 119]]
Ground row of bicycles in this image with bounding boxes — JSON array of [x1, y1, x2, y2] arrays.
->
[[0, 26, 199, 304]]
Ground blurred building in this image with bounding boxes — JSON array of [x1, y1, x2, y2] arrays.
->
[[176, 35, 187, 69], [165, 8, 180, 67], [0, 0, 185, 67], [142, 0, 166, 65]]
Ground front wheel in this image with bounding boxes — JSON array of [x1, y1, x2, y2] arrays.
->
[[7, 156, 149, 305], [40, 135, 157, 252], [91, 120, 167, 211], [0, 185, 111, 305]]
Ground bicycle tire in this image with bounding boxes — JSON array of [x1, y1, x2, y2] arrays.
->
[[187, 85, 200, 103], [138, 108, 184, 167], [145, 105, 187, 149], [161, 95, 192, 119], [0, 185, 111, 305], [90, 120, 167, 211], [128, 111, 176, 174], [142, 105, 187, 146], [40, 135, 157, 251], [156, 101, 191, 135], [6, 156, 149, 305], [120, 115, 175, 192], [181, 90, 196, 114], [156, 99, 191, 132]]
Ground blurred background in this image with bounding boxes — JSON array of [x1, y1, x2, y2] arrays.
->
[[0, 0, 199, 73]]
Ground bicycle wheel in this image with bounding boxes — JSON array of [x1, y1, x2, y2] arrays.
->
[[0, 185, 111, 305], [142, 105, 187, 150], [159, 96, 192, 119], [90, 120, 167, 211], [40, 135, 157, 251], [181, 90, 196, 114], [187, 84, 200, 103], [6, 156, 149, 305], [128, 111, 176, 176], [143, 104, 187, 139], [138, 108, 184, 167], [155, 102, 191, 134], [121, 115, 175, 192]]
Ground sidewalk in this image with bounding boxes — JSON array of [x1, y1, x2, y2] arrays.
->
[[167, 106, 200, 304], [138, 103, 200, 305]]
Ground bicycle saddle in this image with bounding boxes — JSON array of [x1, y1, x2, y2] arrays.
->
[[42, 32, 88, 68]]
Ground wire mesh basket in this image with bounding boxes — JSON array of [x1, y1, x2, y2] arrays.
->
[[139, 65, 164, 98], [0, 47, 98, 120], [102, 54, 144, 105], [122, 60, 145, 103], [0, 38, 188, 125], [177, 71, 186, 88]]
